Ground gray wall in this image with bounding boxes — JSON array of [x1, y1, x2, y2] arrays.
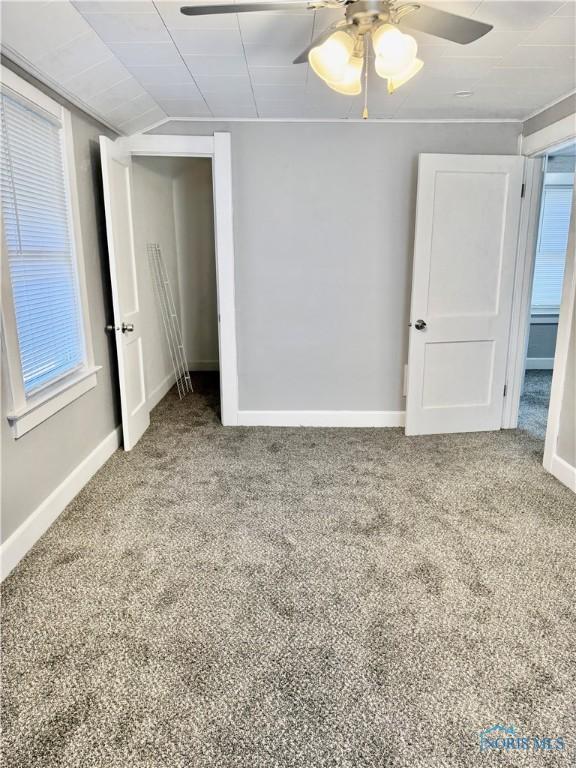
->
[[173, 159, 218, 369], [131, 156, 183, 403], [557, 191, 576, 469], [522, 94, 576, 137], [152, 120, 521, 411], [527, 319, 558, 362], [1, 110, 120, 543]]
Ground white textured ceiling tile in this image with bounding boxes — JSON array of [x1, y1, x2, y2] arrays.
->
[[554, 1, 576, 15], [208, 103, 258, 117], [425, 56, 499, 79], [89, 77, 148, 112], [194, 74, 253, 95], [155, 0, 238, 29], [118, 105, 167, 135], [524, 16, 576, 44], [489, 65, 567, 89], [238, 13, 313, 47], [73, 2, 155, 13], [155, 99, 212, 117], [1, 0, 91, 62], [63, 56, 132, 97], [143, 81, 202, 99], [244, 44, 302, 66], [171, 29, 244, 55], [183, 55, 248, 75], [80, 11, 171, 42], [253, 83, 307, 100], [102, 92, 160, 121], [34, 31, 112, 82], [420, 1, 482, 13], [439, 29, 531, 56], [472, 1, 563, 30], [108, 41, 183, 65], [249, 66, 308, 85], [126, 63, 194, 84], [255, 98, 309, 117], [502, 43, 575, 67]]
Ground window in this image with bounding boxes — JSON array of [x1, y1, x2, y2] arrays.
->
[[531, 180, 574, 313], [1, 68, 98, 437]]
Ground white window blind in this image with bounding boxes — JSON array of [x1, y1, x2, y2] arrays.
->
[[531, 184, 573, 311], [1, 90, 85, 396]]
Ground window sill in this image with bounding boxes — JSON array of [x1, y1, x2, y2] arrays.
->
[[7, 366, 101, 438], [530, 311, 559, 324]]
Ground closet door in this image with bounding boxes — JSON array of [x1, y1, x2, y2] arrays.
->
[[100, 136, 149, 450], [405, 153, 525, 435]]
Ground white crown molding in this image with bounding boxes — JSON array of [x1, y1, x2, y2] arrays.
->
[[140, 116, 521, 134]]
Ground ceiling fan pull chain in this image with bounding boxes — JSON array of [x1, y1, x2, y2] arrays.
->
[[362, 42, 369, 119]]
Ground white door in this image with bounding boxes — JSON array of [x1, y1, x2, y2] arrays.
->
[[406, 154, 525, 436], [100, 137, 149, 449]]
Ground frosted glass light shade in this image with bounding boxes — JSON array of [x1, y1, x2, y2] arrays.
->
[[326, 55, 363, 95], [309, 30, 355, 83], [387, 57, 423, 93], [372, 24, 417, 78]]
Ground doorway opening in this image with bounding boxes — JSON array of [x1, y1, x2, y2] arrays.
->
[[131, 155, 220, 420], [518, 144, 575, 441]]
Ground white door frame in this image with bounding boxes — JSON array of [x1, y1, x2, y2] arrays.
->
[[504, 113, 576, 487], [502, 116, 576, 430], [118, 132, 238, 426]]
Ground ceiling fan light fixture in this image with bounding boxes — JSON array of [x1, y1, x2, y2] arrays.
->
[[325, 54, 364, 95], [372, 24, 418, 78], [386, 57, 423, 93], [308, 30, 355, 84]]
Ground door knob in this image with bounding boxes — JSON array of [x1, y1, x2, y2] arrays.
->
[[414, 319, 427, 331], [121, 322, 134, 333], [105, 324, 117, 332]]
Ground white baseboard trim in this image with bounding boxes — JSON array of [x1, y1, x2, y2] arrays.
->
[[236, 410, 406, 427], [1, 426, 122, 582], [526, 357, 554, 370], [188, 360, 219, 371], [148, 372, 176, 410], [548, 453, 576, 493]]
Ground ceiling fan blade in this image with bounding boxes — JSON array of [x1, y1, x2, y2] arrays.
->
[[292, 21, 346, 64], [181, 2, 312, 15], [398, 5, 493, 44]]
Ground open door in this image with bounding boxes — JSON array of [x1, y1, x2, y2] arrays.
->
[[406, 154, 525, 436], [100, 136, 149, 450]]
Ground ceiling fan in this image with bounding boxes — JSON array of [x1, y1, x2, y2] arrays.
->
[[180, 1, 493, 99]]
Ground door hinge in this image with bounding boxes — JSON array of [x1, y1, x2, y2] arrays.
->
[[503, 384, 508, 397], [520, 183, 526, 198]]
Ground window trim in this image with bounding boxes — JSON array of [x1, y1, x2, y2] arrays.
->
[[1, 66, 100, 438]]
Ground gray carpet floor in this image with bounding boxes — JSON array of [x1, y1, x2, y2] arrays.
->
[[2, 373, 575, 768], [518, 370, 553, 441]]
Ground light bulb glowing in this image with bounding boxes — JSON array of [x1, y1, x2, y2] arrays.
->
[[386, 57, 423, 93], [372, 24, 418, 78], [309, 30, 355, 83], [325, 55, 363, 95]]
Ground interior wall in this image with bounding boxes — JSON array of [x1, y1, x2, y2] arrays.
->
[[555, 188, 576, 469], [131, 156, 182, 405], [150, 121, 522, 412], [526, 319, 558, 365], [1, 109, 120, 544], [131, 156, 219, 404], [173, 159, 218, 370], [522, 94, 576, 137], [557, 307, 575, 466]]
